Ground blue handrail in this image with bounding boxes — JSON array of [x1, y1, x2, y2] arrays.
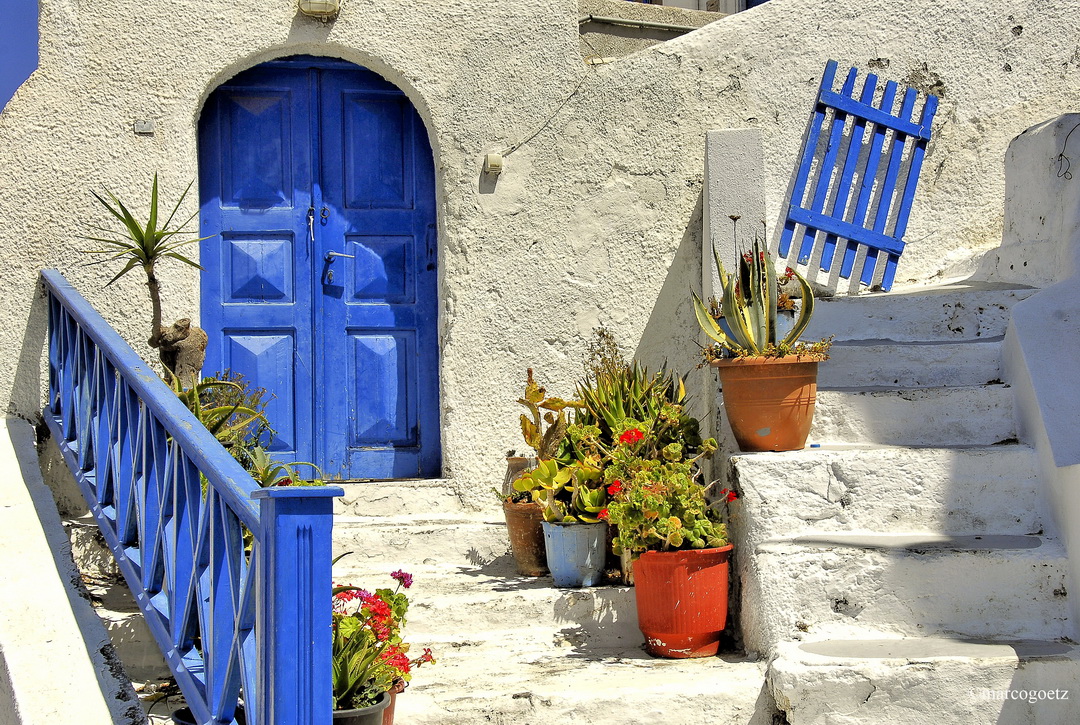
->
[[40, 269, 343, 725]]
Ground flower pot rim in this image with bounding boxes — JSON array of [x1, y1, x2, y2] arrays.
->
[[542, 519, 606, 527], [502, 499, 541, 510], [709, 355, 826, 367], [637, 543, 733, 558], [333, 688, 391, 717]]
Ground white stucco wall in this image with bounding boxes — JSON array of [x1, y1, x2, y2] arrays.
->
[[1002, 114, 1080, 629], [4, 0, 1080, 502]]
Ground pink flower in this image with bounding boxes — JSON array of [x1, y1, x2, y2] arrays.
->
[[390, 570, 413, 589], [619, 428, 644, 446]]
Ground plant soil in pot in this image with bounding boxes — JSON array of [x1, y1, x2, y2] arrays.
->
[[542, 520, 606, 587], [633, 544, 734, 658], [711, 356, 821, 452], [334, 690, 392, 725]]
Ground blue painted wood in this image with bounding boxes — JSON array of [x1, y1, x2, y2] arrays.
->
[[41, 270, 343, 725], [200, 56, 441, 479], [782, 60, 938, 290]]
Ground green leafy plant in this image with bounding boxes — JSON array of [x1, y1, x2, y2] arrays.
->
[[170, 376, 267, 450], [246, 445, 323, 488], [331, 564, 435, 711], [84, 174, 209, 378], [518, 368, 581, 460], [513, 457, 607, 523], [603, 425, 727, 560], [692, 239, 830, 359]]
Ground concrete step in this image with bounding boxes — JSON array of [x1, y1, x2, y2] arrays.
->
[[730, 444, 1044, 540], [332, 513, 511, 564], [329, 558, 640, 641], [389, 629, 767, 725], [769, 637, 1080, 725], [332, 479, 473, 517], [811, 384, 1016, 446], [752, 534, 1070, 644], [819, 337, 1002, 389], [803, 282, 1034, 343]]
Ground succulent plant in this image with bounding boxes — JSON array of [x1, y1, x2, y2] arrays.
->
[[692, 239, 819, 357]]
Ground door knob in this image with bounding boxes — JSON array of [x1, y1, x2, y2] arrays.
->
[[325, 251, 355, 261]]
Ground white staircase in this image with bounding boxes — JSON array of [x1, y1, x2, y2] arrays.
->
[[330, 483, 769, 724], [728, 282, 1080, 725]]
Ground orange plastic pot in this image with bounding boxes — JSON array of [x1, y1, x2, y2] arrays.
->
[[632, 545, 733, 658], [711, 356, 821, 452]]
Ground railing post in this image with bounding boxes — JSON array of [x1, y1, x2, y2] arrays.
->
[[253, 486, 344, 725]]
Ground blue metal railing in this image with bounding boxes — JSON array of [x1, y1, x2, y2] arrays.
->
[[41, 270, 343, 725]]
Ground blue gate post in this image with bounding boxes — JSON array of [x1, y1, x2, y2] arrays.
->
[[254, 486, 344, 725]]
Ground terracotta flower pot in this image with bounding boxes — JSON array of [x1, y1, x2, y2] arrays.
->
[[382, 679, 406, 725], [502, 500, 548, 576], [632, 545, 734, 658], [711, 356, 821, 452]]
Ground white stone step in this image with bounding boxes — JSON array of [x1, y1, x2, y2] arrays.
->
[[333, 513, 511, 564], [751, 534, 1070, 645], [332, 479, 472, 517], [329, 559, 639, 641], [819, 337, 1002, 389], [769, 637, 1080, 725], [730, 444, 1044, 540], [811, 384, 1016, 446], [804, 282, 1034, 343], [390, 629, 767, 725]]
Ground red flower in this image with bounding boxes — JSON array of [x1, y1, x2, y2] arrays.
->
[[719, 488, 738, 503], [277, 477, 292, 486], [598, 508, 609, 521], [607, 480, 623, 496], [618, 428, 644, 446]]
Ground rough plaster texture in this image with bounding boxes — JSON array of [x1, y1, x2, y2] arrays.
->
[[4, 0, 1080, 505]]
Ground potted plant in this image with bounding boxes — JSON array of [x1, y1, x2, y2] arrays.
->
[[692, 239, 832, 451], [604, 425, 734, 659], [513, 454, 609, 587], [331, 568, 435, 724], [496, 369, 580, 576]]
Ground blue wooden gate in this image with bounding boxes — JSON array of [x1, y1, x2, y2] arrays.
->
[[199, 56, 441, 479], [779, 60, 939, 291]]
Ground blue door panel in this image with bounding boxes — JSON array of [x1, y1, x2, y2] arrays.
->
[[341, 94, 412, 208], [200, 56, 440, 480], [224, 233, 295, 302], [347, 235, 414, 303], [349, 331, 416, 446], [224, 332, 297, 454]]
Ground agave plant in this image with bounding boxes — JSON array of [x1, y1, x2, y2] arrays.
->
[[692, 239, 818, 357], [83, 174, 207, 352]]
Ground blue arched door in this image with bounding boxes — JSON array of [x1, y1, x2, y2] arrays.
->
[[198, 56, 441, 479]]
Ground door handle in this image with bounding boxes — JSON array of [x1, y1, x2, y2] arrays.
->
[[325, 251, 355, 261]]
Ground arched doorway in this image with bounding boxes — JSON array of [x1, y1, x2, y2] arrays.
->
[[198, 55, 441, 479]]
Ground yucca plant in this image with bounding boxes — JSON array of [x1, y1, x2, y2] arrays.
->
[[84, 174, 208, 361], [692, 239, 820, 357]]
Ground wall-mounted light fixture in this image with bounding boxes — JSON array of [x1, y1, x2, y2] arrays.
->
[[482, 153, 503, 176], [298, 0, 340, 19]]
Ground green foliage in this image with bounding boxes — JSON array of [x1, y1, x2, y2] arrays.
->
[[692, 239, 826, 358], [517, 368, 581, 460], [170, 375, 267, 450], [246, 445, 323, 488], [83, 174, 206, 286], [331, 566, 434, 711], [512, 457, 607, 523]]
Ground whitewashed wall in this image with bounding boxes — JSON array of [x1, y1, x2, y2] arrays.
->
[[3, 0, 1080, 505]]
